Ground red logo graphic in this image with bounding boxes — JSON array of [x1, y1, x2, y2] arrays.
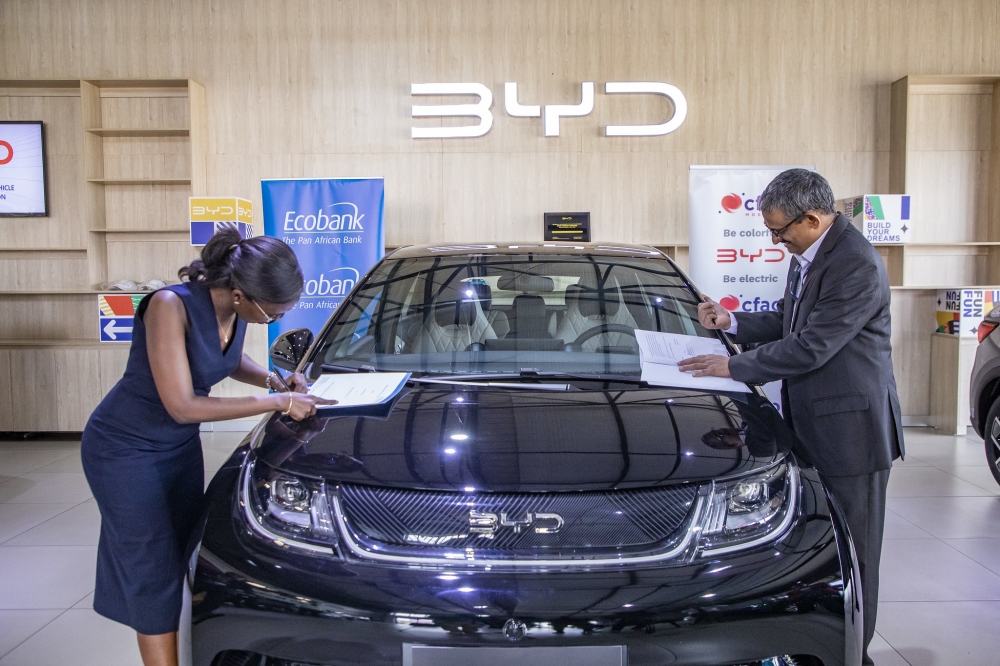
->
[[0, 140, 12, 165], [721, 193, 742, 213], [719, 295, 740, 311]]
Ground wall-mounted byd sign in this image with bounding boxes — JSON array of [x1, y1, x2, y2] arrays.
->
[[544, 212, 591, 242], [190, 197, 254, 245], [411, 82, 687, 139]]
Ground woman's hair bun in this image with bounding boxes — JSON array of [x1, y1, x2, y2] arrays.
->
[[178, 229, 304, 304]]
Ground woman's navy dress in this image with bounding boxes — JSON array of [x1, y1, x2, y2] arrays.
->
[[81, 281, 246, 635]]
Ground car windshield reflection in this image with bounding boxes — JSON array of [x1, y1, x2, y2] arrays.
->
[[310, 254, 714, 377]]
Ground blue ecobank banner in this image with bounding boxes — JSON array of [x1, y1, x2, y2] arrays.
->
[[261, 178, 384, 347]]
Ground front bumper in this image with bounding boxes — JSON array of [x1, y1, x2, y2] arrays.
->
[[191, 447, 861, 666]]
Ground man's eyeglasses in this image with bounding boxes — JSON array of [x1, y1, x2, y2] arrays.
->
[[766, 212, 806, 239], [251, 299, 284, 324]]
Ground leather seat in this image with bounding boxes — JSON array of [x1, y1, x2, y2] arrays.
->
[[555, 278, 638, 350], [410, 282, 497, 353]]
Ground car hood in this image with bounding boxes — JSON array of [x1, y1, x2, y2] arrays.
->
[[252, 384, 797, 492]]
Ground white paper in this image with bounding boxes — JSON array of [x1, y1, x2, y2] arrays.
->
[[308, 372, 411, 407], [635, 330, 750, 393]]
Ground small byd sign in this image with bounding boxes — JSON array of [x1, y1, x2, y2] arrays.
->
[[190, 197, 254, 245]]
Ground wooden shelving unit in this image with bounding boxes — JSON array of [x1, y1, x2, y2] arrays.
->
[[0, 78, 206, 430], [886, 74, 1000, 427]]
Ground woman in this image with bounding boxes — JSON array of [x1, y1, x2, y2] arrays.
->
[[81, 228, 333, 666]]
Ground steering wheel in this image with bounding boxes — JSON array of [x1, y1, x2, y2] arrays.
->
[[565, 324, 637, 351]]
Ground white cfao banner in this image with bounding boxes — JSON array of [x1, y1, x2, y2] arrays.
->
[[688, 165, 813, 412]]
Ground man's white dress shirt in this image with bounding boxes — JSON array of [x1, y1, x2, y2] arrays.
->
[[726, 224, 833, 335]]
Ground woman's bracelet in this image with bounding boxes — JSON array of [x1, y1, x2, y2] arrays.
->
[[265, 371, 276, 391], [282, 392, 294, 415]]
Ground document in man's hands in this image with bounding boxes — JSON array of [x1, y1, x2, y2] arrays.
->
[[635, 330, 750, 393], [308, 372, 411, 409]]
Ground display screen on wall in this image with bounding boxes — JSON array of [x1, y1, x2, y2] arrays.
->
[[0, 121, 48, 216]]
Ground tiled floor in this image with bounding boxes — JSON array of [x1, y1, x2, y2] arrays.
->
[[1, 428, 999, 665]]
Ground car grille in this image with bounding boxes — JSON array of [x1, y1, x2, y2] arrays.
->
[[335, 483, 700, 561]]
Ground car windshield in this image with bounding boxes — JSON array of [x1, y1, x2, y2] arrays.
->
[[309, 253, 716, 377]]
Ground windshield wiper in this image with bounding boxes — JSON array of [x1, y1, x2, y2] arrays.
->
[[319, 363, 377, 373], [414, 370, 647, 386]]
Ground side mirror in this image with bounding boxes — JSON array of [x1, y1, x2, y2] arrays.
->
[[269, 328, 314, 371]]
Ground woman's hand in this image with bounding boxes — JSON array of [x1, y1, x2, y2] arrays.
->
[[285, 372, 310, 393], [276, 392, 338, 421]]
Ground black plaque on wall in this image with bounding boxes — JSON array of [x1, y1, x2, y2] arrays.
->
[[544, 212, 590, 242]]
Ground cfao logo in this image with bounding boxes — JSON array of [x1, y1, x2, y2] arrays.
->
[[719, 295, 741, 311], [719, 192, 761, 216], [303, 267, 359, 298], [0, 140, 12, 165]]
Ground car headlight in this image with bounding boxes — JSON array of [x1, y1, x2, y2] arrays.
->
[[240, 457, 339, 555], [698, 461, 798, 555]]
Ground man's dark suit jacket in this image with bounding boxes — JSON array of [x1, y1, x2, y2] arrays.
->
[[727, 213, 904, 477]]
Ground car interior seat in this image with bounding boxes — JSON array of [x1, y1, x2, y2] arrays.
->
[[554, 276, 638, 350], [410, 282, 497, 352]]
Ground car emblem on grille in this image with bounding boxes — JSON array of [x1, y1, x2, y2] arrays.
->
[[503, 618, 527, 641], [469, 510, 564, 538]]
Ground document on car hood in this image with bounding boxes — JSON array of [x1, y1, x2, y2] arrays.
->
[[635, 330, 750, 393], [308, 372, 411, 407]]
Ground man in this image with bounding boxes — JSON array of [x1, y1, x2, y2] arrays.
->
[[678, 169, 904, 666]]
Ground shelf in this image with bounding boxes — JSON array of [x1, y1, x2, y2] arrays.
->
[[0, 247, 87, 253], [0, 339, 112, 349], [891, 285, 1000, 290], [87, 178, 191, 185], [0, 79, 80, 89], [875, 242, 1000, 247], [90, 228, 187, 234], [86, 78, 190, 89], [85, 127, 189, 137]]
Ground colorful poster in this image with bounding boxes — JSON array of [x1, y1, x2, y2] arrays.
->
[[688, 165, 812, 411], [936, 289, 1000, 338], [836, 194, 911, 244], [98, 293, 144, 342], [190, 196, 254, 245], [261, 178, 385, 348]]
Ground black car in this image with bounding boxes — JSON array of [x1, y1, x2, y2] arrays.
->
[[190, 243, 862, 666], [970, 305, 1000, 485]]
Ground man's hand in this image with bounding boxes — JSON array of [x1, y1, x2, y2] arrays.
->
[[698, 296, 732, 330], [677, 354, 732, 378]]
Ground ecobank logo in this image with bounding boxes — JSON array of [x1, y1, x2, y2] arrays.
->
[[0, 140, 12, 165], [719, 193, 761, 216], [303, 267, 360, 298], [283, 202, 364, 233]]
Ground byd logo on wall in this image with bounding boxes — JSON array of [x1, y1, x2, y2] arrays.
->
[[410, 82, 687, 138]]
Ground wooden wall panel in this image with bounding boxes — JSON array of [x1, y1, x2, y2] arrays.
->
[[0, 349, 12, 430], [890, 289, 938, 418], [102, 183, 190, 230], [0, 295, 97, 340], [0, 252, 89, 291], [104, 238, 198, 283], [102, 136, 191, 180], [903, 246, 989, 287], [99, 94, 189, 130]]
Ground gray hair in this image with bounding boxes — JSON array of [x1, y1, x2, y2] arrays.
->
[[758, 169, 836, 219]]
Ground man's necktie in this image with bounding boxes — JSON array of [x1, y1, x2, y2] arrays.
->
[[788, 260, 802, 302]]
